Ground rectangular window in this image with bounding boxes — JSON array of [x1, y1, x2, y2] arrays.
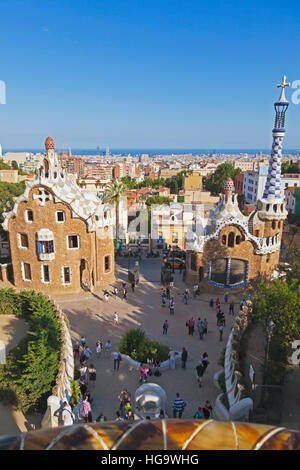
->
[[104, 256, 111, 272], [56, 211, 65, 223], [19, 233, 29, 248], [36, 240, 54, 254], [42, 265, 50, 283], [23, 262, 32, 281], [68, 235, 79, 249], [26, 210, 34, 222], [63, 267, 71, 284]]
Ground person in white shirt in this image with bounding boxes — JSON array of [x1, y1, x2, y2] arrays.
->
[[113, 312, 119, 325], [61, 401, 74, 426]]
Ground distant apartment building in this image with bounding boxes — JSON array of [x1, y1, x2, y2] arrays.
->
[[151, 202, 213, 250], [233, 158, 270, 172], [159, 168, 182, 179], [233, 160, 255, 171], [59, 155, 84, 175], [3, 152, 31, 165], [183, 190, 219, 205], [183, 172, 203, 191], [243, 167, 269, 204], [285, 187, 300, 215], [243, 168, 300, 205], [0, 169, 19, 183]]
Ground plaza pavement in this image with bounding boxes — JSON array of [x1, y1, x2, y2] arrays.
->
[[56, 257, 243, 420]]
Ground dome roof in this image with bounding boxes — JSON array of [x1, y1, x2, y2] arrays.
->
[[45, 137, 55, 150]]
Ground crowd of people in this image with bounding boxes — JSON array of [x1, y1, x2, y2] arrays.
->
[[66, 277, 238, 424]]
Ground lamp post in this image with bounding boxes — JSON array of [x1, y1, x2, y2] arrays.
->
[[259, 319, 275, 408]]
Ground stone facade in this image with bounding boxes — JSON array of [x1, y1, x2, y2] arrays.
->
[[2, 137, 115, 294]]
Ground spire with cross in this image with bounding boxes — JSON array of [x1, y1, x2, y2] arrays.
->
[[276, 75, 290, 103], [261, 76, 290, 202]]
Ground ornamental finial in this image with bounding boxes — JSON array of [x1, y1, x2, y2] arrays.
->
[[276, 75, 290, 103]]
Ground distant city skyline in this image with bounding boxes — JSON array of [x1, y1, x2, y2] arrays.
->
[[0, 0, 299, 148]]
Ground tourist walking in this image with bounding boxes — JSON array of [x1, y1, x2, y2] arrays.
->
[[181, 347, 188, 369], [209, 298, 214, 308], [154, 358, 161, 377], [123, 286, 128, 299], [80, 395, 92, 423], [113, 286, 118, 297], [162, 320, 169, 335], [131, 281, 135, 293], [79, 363, 88, 382], [203, 400, 213, 419], [169, 350, 176, 370], [113, 351, 122, 371], [88, 364, 97, 394], [79, 378, 88, 397], [172, 393, 186, 418], [194, 407, 204, 419], [193, 284, 200, 297], [166, 286, 170, 300], [80, 335, 87, 347], [196, 361, 205, 387], [224, 292, 229, 303], [197, 318, 204, 340], [95, 340, 103, 358], [161, 291, 166, 307], [183, 290, 189, 305], [169, 297, 175, 315], [201, 352, 209, 373], [139, 364, 149, 384], [105, 340, 113, 357], [187, 317, 195, 336], [216, 298, 221, 310], [73, 341, 80, 362], [61, 401, 75, 426], [229, 301, 234, 315], [113, 312, 119, 325], [83, 345, 92, 362]]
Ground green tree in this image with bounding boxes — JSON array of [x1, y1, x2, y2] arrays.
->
[[11, 160, 19, 170], [288, 224, 298, 249], [145, 196, 172, 206], [286, 246, 300, 283], [204, 163, 241, 195], [281, 161, 300, 174], [105, 181, 126, 239], [16, 332, 59, 411], [254, 279, 300, 351]]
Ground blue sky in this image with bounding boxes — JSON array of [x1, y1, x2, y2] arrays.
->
[[0, 0, 299, 149]]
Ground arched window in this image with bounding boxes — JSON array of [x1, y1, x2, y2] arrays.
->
[[222, 235, 226, 245], [272, 221, 276, 230], [228, 232, 235, 248], [43, 159, 49, 178], [236, 235, 241, 245], [278, 221, 281, 229]]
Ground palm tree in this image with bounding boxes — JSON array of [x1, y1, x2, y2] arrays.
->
[[105, 181, 126, 240]]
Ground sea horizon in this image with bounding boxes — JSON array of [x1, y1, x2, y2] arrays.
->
[[2, 148, 300, 156]]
